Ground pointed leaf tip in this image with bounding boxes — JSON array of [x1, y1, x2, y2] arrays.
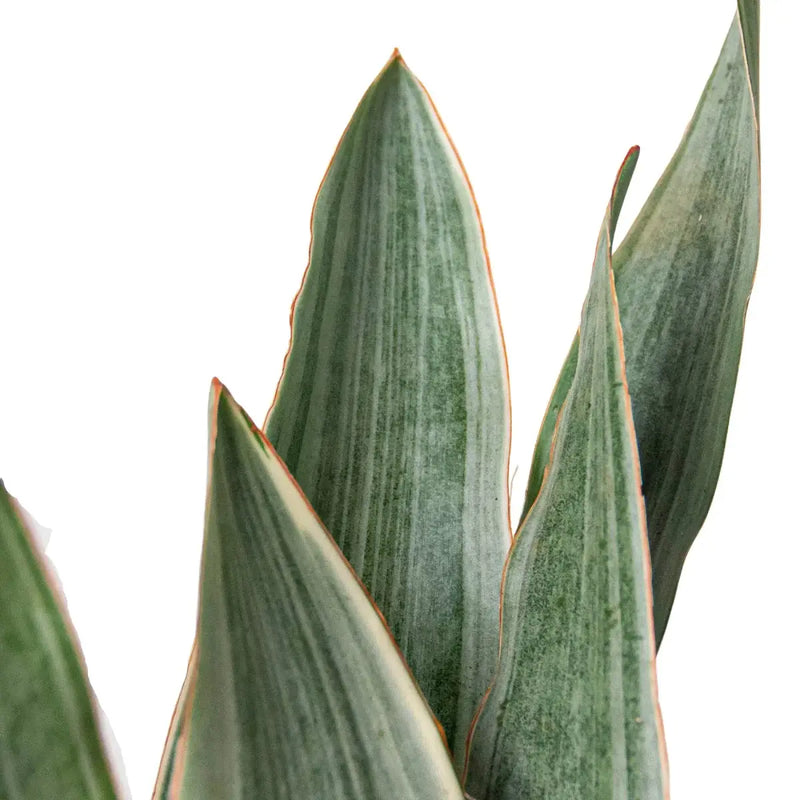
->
[[375, 47, 415, 85], [159, 385, 464, 799], [465, 156, 667, 800], [520, 5, 761, 646], [207, 378, 228, 459], [209, 377, 225, 410], [264, 37, 511, 774], [609, 146, 639, 239]]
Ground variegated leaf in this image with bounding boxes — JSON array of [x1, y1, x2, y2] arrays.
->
[[157, 381, 464, 799], [264, 51, 511, 764], [521, 1, 760, 646], [465, 149, 668, 800], [0, 481, 121, 799]]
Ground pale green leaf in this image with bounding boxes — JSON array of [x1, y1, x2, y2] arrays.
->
[[264, 51, 511, 764], [159, 381, 464, 799], [0, 481, 120, 799], [521, 2, 760, 646], [465, 149, 668, 800]]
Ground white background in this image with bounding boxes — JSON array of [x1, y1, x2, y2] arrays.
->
[[1, 2, 797, 798]]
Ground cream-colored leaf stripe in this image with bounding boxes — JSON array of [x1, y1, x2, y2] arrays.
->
[[521, 1, 760, 646], [465, 150, 669, 800], [264, 51, 511, 766], [151, 644, 195, 799], [159, 381, 464, 799]]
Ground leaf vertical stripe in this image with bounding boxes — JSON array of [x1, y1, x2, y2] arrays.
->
[[520, 3, 760, 646], [465, 150, 668, 800], [162, 382, 464, 799], [265, 52, 511, 765]]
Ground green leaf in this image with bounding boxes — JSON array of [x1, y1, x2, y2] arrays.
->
[[520, 2, 760, 646], [159, 381, 464, 799], [264, 51, 511, 764], [465, 149, 668, 800], [152, 644, 195, 798], [0, 481, 121, 799]]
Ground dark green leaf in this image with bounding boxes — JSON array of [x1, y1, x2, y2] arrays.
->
[[0, 481, 121, 799]]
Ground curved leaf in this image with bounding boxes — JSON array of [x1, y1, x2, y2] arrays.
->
[[159, 381, 464, 799], [465, 149, 669, 800], [0, 481, 121, 799], [264, 51, 511, 762], [521, 2, 760, 645]]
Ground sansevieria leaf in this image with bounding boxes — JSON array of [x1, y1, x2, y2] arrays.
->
[[265, 51, 511, 763], [157, 381, 464, 799], [521, 1, 760, 646], [152, 643, 195, 798], [0, 481, 120, 799], [465, 149, 668, 800]]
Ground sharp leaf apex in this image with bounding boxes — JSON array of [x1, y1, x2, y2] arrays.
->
[[209, 377, 229, 415], [379, 47, 412, 78], [609, 147, 639, 239]]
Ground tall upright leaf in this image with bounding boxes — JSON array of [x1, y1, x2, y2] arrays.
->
[[465, 149, 668, 800], [521, 1, 760, 645], [0, 481, 121, 799], [265, 51, 511, 761], [157, 381, 464, 799]]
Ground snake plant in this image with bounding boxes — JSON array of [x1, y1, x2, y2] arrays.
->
[[0, 1, 759, 797]]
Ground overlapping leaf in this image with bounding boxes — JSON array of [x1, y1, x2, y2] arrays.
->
[[264, 52, 511, 762], [465, 149, 668, 800], [0, 481, 120, 799], [521, 1, 760, 646], [156, 381, 464, 799]]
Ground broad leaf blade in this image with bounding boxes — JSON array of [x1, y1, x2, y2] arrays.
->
[[265, 52, 511, 763], [465, 150, 669, 800], [0, 481, 120, 799], [521, 3, 760, 646], [161, 381, 464, 799]]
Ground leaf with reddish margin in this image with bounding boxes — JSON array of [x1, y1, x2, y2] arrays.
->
[[520, 1, 760, 647], [156, 381, 464, 800], [0, 482, 123, 799], [465, 149, 669, 800]]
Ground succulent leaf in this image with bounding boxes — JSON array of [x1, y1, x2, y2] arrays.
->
[[0, 481, 121, 799], [151, 644, 195, 798], [465, 149, 669, 800], [521, 1, 760, 646], [156, 381, 464, 799], [264, 51, 511, 764]]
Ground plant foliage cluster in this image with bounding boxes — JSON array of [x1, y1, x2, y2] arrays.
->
[[0, 2, 759, 797]]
